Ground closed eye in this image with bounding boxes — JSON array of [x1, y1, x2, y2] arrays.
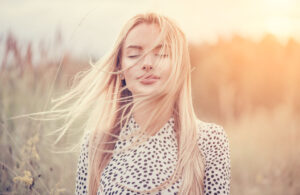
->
[[155, 54, 169, 58], [128, 55, 140, 58]]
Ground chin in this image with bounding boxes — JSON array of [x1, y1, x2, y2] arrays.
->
[[133, 88, 158, 96], [130, 83, 161, 96]]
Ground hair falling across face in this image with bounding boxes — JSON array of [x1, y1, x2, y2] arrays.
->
[[47, 12, 207, 195], [120, 23, 172, 97]]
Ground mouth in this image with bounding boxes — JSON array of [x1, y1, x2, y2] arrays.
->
[[138, 74, 160, 85]]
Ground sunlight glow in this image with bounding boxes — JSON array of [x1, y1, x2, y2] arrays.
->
[[263, 0, 297, 40], [266, 16, 293, 39], [264, 0, 294, 10]]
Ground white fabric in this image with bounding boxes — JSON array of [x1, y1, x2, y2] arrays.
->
[[75, 115, 231, 195]]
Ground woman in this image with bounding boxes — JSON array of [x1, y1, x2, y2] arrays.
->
[[58, 12, 231, 194]]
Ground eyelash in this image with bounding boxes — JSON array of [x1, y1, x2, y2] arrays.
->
[[156, 54, 169, 58], [128, 55, 139, 58]]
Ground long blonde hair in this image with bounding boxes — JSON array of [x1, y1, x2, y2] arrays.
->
[[48, 12, 205, 195]]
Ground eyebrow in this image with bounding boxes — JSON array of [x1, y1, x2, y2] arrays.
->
[[125, 44, 163, 50]]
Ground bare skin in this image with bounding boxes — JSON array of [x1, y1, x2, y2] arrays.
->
[[132, 101, 174, 132], [121, 23, 174, 131]]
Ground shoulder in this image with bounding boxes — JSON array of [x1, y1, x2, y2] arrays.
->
[[77, 131, 90, 162], [195, 119, 231, 194], [75, 132, 90, 194], [79, 131, 90, 151], [195, 119, 230, 160], [195, 118, 228, 141]]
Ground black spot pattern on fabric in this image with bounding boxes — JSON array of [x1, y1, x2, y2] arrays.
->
[[75, 116, 231, 195]]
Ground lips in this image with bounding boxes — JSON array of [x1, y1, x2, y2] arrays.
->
[[145, 75, 160, 79], [137, 74, 160, 80], [138, 74, 160, 85]]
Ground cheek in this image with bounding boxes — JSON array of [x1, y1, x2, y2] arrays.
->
[[160, 60, 172, 78], [122, 58, 134, 82], [124, 70, 134, 82], [123, 66, 138, 87]]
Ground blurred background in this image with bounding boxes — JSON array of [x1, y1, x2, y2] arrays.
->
[[1, 0, 300, 194]]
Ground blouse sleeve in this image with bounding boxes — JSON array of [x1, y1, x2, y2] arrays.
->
[[198, 122, 231, 195], [75, 133, 89, 195]]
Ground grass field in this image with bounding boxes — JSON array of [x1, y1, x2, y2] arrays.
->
[[1, 33, 300, 194]]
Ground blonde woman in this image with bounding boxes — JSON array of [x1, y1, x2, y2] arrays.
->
[[57, 12, 231, 195]]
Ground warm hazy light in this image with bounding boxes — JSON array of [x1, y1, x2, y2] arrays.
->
[[266, 16, 293, 39], [263, 0, 297, 41], [264, 0, 294, 9], [1, 0, 300, 56]]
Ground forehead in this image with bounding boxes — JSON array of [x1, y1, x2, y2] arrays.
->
[[123, 23, 162, 50]]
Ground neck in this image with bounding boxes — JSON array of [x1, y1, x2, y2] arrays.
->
[[132, 101, 174, 131]]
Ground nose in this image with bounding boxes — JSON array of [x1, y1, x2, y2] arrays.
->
[[141, 54, 154, 71], [142, 64, 153, 71]]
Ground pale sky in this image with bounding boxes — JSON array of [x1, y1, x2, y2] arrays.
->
[[1, 0, 300, 59]]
